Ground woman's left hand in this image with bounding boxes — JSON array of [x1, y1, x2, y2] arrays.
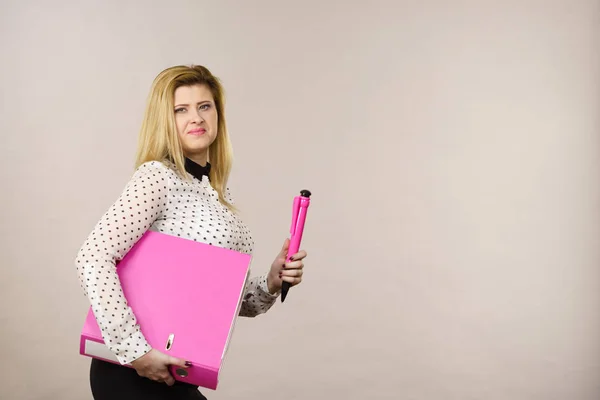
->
[[267, 238, 307, 295]]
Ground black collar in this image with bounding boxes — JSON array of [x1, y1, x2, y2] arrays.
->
[[184, 157, 211, 181]]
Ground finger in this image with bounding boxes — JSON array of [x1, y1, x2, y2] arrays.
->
[[168, 356, 190, 369], [281, 275, 302, 285], [289, 249, 307, 261], [284, 260, 303, 270], [147, 372, 162, 382], [159, 368, 175, 385], [164, 375, 175, 386], [281, 238, 290, 253], [282, 268, 303, 277]]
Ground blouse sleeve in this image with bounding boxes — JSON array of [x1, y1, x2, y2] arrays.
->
[[224, 187, 279, 317], [75, 161, 169, 365], [239, 273, 279, 317]]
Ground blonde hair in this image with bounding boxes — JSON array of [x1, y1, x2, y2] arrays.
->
[[134, 65, 236, 212]]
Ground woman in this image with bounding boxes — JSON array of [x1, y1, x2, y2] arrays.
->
[[75, 65, 307, 400]]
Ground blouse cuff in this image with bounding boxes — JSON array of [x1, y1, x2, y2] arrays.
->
[[257, 272, 280, 300], [114, 329, 152, 365]]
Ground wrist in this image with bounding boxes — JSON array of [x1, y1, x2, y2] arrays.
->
[[130, 348, 152, 366], [266, 272, 280, 295]]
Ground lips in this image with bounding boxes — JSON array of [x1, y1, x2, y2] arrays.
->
[[188, 128, 206, 136]]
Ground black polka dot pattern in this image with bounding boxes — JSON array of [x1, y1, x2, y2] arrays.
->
[[75, 161, 277, 365]]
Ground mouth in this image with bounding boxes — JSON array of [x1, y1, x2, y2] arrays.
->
[[187, 128, 206, 136]]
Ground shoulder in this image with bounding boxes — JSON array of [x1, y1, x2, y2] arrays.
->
[[127, 161, 180, 191], [133, 160, 176, 179], [225, 186, 235, 204]]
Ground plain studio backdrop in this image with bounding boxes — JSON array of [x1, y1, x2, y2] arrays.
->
[[1, 1, 599, 399]]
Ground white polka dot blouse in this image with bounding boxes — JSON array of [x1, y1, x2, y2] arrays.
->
[[75, 159, 278, 365]]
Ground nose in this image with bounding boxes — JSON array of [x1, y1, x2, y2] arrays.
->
[[191, 109, 204, 123]]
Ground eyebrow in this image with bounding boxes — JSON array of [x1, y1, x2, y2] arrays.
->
[[174, 100, 212, 108]]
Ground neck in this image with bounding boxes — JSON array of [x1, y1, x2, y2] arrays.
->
[[185, 153, 208, 166], [184, 157, 212, 182]]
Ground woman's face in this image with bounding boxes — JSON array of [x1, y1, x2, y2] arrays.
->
[[173, 84, 218, 164]]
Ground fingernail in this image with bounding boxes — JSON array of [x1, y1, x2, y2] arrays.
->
[[289, 256, 295, 261], [185, 361, 192, 367]]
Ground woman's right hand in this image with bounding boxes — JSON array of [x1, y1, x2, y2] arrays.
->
[[130, 349, 190, 386]]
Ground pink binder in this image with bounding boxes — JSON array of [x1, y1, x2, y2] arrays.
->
[[79, 230, 251, 390]]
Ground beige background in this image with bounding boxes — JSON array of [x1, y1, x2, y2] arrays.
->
[[1, 1, 599, 399]]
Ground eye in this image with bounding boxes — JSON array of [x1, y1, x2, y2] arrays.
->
[[199, 104, 211, 111], [174, 107, 186, 113]]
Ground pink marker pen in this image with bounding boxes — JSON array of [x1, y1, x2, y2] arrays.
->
[[281, 189, 311, 302]]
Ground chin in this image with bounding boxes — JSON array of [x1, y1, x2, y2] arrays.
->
[[184, 137, 212, 146]]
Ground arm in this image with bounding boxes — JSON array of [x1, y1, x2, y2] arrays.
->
[[223, 187, 279, 317], [240, 238, 306, 316], [75, 161, 169, 365], [239, 274, 278, 317]]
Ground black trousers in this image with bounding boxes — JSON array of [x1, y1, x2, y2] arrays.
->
[[90, 358, 207, 400]]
